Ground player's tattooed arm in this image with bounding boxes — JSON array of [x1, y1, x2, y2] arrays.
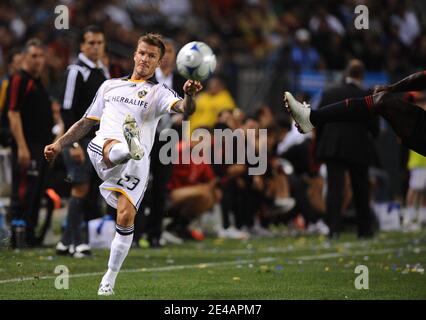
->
[[173, 93, 196, 115], [384, 71, 426, 93], [56, 117, 97, 148], [45, 117, 97, 162], [172, 80, 203, 115]]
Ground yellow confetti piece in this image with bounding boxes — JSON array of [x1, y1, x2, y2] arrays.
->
[[138, 239, 149, 249], [324, 266, 330, 272], [197, 264, 207, 269], [295, 238, 307, 247], [233, 277, 241, 281], [260, 265, 270, 273], [213, 239, 224, 245]]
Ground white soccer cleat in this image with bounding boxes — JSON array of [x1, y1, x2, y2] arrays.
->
[[275, 197, 296, 213], [283, 91, 314, 133], [306, 219, 330, 236], [161, 230, 184, 245], [123, 114, 144, 160], [217, 226, 250, 240], [72, 243, 92, 259], [98, 282, 115, 296], [55, 241, 69, 255]]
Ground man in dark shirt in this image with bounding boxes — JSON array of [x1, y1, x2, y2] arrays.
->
[[314, 60, 378, 239], [7, 38, 59, 247], [57, 25, 110, 258], [0, 49, 23, 147]]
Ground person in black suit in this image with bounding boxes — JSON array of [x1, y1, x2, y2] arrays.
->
[[137, 38, 186, 248], [315, 59, 379, 239]]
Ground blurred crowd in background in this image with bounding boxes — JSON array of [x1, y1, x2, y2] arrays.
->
[[0, 0, 426, 252], [1, 0, 425, 98]]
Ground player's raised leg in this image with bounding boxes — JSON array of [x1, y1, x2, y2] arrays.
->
[[123, 114, 144, 160], [102, 115, 144, 168], [374, 98, 426, 156], [98, 194, 136, 296], [284, 91, 426, 156], [284, 69, 426, 133], [283, 91, 383, 132]]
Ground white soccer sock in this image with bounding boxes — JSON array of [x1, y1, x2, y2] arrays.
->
[[101, 225, 134, 288], [404, 207, 417, 224], [108, 143, 131, 165]]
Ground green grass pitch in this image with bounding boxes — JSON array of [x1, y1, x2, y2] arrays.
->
[[0, 231, 425, 300]]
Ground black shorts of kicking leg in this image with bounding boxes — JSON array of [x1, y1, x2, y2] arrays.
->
[[403, 107, 426, 156]]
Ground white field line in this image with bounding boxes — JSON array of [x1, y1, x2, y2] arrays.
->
[[0, 257, 276, 284], [160, 236, 424, 255], [2, 244, 424, 285], [294, 247, 409, 261]]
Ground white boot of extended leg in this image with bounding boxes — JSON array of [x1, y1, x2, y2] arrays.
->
[[123, 114, 144, 160], [98, 281, 115, 296], [98, 269, 117, 296], [284, 92, 314, 133]]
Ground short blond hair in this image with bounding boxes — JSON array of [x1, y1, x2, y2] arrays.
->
[[136, 33, 165, 58]]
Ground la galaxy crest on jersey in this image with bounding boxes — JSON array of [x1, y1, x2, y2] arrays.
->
[[138, 89, 148, 99]]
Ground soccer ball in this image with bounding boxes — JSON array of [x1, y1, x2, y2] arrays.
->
[[176, 41, 217, 81]]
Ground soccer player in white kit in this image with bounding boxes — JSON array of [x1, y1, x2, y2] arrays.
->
[[44, 33, 202, 295]]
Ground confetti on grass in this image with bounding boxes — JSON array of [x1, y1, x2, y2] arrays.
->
[[275, 265, 284, 273], [260, 265, 271, 273]]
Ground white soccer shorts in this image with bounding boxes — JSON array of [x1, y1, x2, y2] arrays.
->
[[87, 136, 150, 210], [409, 168, 426, 190]]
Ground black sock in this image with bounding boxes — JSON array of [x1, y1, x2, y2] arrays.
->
[[310, 96, 374, 127], [63, 197, 84, 246]]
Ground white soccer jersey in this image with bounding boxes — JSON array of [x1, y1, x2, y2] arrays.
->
[[84, 77, 182, 155], [84, 77, 182, 209]]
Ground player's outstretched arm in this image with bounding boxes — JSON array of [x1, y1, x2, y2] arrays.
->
[[375, 71, 426, 94], [172, 80, 203, 115], [44, 117, 97, 162]]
